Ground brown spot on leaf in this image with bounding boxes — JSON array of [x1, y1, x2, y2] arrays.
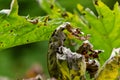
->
[[6, 24, 9, 26], [0, 42, 3, 44], [0, 42, 4, 47], [37, 25, 40, 28], [44, 16, 49, 22], [50, 4, 54, 9], [27, 40, 29, 42], [101, 15, 103, 18], [95, 0, 98, 5], [82, 13, 86, 15], [61, 12, 68, 18], [10, 30, 13, 33], [29, 19, 38, 24]]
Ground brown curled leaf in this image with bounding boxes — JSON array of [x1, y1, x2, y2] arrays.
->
[[47, 22, 86, 80]]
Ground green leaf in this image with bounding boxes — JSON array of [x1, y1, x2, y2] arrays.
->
[[38, 0, 52, 14], [0, 0, 85, 50], [0, 0, 63, 50], [79, 1, 120, 64]]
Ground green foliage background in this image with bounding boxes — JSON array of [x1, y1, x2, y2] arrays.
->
[[0, 0, 120, 79], [1, 0, 48, 79]]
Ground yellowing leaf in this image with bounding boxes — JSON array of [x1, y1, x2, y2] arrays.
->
[[95, 48, 120, 80], [77, 4, 84, 12]]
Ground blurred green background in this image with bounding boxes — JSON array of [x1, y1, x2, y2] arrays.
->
[[0, 0, 119, 79]]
